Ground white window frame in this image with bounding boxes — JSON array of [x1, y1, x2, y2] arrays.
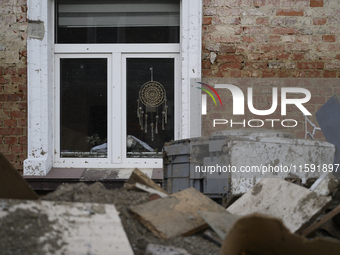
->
[[24, 0, 202, 175]]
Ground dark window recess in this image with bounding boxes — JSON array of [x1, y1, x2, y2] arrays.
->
[[126, 58, 174, 158], [56, 0, 180, 44], [60, 58, 108, 158]]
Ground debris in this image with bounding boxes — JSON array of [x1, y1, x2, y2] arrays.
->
[[0, 152, 38, 200], [127, 168, 167, 195], [41, 182, 220, 255], [0, 199, 133, 255], [310, 172, 339, 196], [145, 244, 191, 255], [130, 187, 226, 239], [219, 214, 340, 255], [125, 182, 168, 198], [301, 205, 340, 237], [198, 211, 241, 240], [227, 178, 332, 233]]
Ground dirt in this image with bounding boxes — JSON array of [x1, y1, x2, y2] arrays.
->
[[0, 202, 65, 255], [41, 182, 220, 255]]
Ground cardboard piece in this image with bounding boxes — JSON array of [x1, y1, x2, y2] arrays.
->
[[0, 199, 134, 254], [130, 187, 226, 239], [198, 211, 241, 240], [227, 178, 332, 233], [220, 214, 340, 255], [127, 168, 167, 194], [0, 152, 38, 200], [125, 182, 168, 198]]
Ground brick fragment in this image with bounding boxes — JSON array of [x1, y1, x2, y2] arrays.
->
[[276, 9, 304, 16]]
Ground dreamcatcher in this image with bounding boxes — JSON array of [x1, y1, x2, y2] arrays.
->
[[137, 67, 168, 141]]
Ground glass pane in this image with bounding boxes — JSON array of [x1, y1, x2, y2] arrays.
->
[[60, 58, 107, 158], [126, 58, 174, 158], [56, 0, 180, 44]]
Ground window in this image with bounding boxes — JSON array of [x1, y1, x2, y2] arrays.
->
[[53, 0, 180, 168], [24, 0, 202, 175]]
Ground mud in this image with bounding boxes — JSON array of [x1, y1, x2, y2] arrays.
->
[[42, 182, 220, 255]]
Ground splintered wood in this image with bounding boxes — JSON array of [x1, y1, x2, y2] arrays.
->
[[127, 168, 167, 194], [130, 187, 226, 239]]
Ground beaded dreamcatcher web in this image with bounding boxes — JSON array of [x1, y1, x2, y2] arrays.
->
[[137, 67, 168, 141]]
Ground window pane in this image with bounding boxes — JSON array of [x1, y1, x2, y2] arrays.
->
[[60, 58, 107, 158], [126, 58, 174, 158], [56, 0, 180, 44]]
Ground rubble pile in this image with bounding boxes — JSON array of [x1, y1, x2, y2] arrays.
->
[[1, 167, 340, 254]]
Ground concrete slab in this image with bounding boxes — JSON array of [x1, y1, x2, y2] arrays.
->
[[227, 178, 332, 233], [0, 199, 133, 255], [310, 172, 339, 196]]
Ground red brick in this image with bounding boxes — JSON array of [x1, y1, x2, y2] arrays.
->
[[11, 111, 24, 118], [244, 27, 269, 34], [18, 136, 27, 145], [297, 62, 324, 69], [203, 17, 212, 25], [323, 35, 335, 42], [291, 53, 304, 60], [336, 54, 340, 60], [277, 70, 291, 77], [317, 44, 340, 52], [4, 68, 16, 75], [276, 9, 304, 16], [18, 68, 27, 76], [276, 53, 290, 60], [18, 102, 27, 110], [0, 77, 9, 84], [11, 145, 24, 154], [220, 45, 236, 53], [0, 128, 23, 135], [4, 137, 17, 145], [248, 54, 261, 61], [216, 55, 243, 63], [202, 69, 212, 77], [259, 44, 285, 52], [307, 71, 321, 78], [18, 119, 27, 126], [256, 18, 269, 25], [323, 71, 337, 78], [230, 70, 242, 77], [243, 36, 255, 43], [263, 70, 276, 77], [313, 18, 327, 25], [11, 76, 25, 84], [212, 35, 239, 43], [4, 119, 17, 126], [202, 60, 211, 69], [269, 36, 281, 42], [219, 62, 242, 70], [253, 0, 266, 7], [268, 0, 280, 6], [0, 94, 8, 101], [310, 0, 323, 7], [246, 62, 267, 69], [272, 27, 300, 34]]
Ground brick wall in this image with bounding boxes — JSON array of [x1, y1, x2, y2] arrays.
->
[[0, 0, 27, 171], [202, 0, 340, 138]]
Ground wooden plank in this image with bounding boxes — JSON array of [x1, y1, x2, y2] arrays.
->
[[130, 187, 226, 239], [301, 205, 340, 237], [198, 210, 241, 240], [0, 153, 38, 200], [127, 168, 167, 194], [227, 178, 332, 233]]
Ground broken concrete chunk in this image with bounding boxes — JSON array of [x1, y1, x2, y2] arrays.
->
[[227, 178, 332, 233], [310, 172, 339, 196], [130, 187, 226, 239], [0, 199, 133, 254], [127, 168, 167, 194], [145, 244, 191, 255], [220, 214, 340, 255]]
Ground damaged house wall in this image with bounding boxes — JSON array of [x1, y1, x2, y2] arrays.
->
[[0, 0, 28, 171], [201, 0, 340, 138], [0, 0, 340, 171]]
